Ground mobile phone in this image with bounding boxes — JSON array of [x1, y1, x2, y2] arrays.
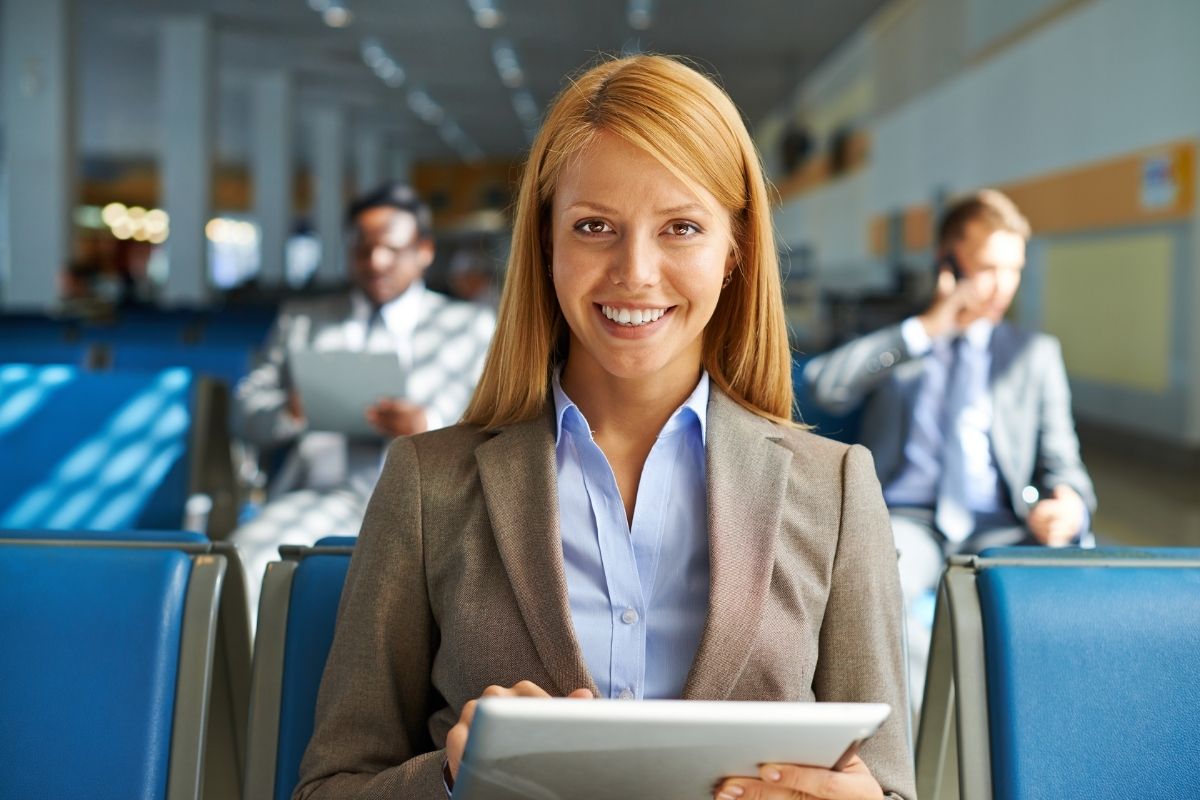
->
[[939, 253, 963, 281]]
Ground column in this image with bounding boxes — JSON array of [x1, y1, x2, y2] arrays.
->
[[310, 106, 346, 286], [159, 15, 214, 306], [354, 126, 384, 195], [252, 71, 293, 288], [1, 0, 75, 311], [388, 148, 413, 186]]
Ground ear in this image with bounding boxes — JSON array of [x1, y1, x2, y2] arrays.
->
[[416, 238, 435, 272]]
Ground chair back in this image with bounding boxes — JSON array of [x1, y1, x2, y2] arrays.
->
[[916, 547, 1200, 800], [244, 539, 355, 800], [0, 540, 226, 800], [0, 364, 238, 538], [792, 355, 863, 443]]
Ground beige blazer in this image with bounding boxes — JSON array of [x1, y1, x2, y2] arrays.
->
[[295, 387, 916, 800]]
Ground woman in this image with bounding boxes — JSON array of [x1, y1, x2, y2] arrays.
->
[[295, 55, 914, 800]]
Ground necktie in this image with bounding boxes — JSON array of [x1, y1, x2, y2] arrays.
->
[[936, 336, 974, 542], [364, 306, 385, 350]]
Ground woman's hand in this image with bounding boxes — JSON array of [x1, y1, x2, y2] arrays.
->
[[445, 681, 593, 784], [714, 755, 884, 800]]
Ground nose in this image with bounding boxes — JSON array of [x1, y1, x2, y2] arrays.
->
[[368, 246, 392, 272], [608, 234, 660, 290]]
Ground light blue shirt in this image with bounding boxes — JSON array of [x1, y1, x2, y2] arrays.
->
[[884, 317, 1005, 514], [551, 370, 710, 700]]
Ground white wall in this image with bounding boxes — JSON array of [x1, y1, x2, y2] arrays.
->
[[870, 0, 1200, 212]]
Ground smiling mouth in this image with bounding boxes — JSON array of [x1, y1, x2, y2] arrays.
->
[[599, 304, 672, 327]]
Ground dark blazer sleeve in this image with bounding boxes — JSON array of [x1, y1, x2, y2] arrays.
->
[[804, 324, 912, 415], [293, 436, 447, 799], [812, 444, 915, 800], [1034, 336, 1097, 512]]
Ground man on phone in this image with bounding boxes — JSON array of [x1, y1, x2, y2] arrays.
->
[[804, 189, 1095, 704]]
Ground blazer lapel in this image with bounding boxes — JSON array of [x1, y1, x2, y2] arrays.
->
[[682, 388, 792, 699], [475, 411, 597, 697]]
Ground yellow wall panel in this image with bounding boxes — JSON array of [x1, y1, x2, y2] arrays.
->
[[1042, 234, 1173, 392]]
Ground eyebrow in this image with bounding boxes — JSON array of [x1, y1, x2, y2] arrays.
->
[[564, 200, 713, 218]]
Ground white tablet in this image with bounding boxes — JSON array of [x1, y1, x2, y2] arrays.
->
[[453, 699, 890, 800], [288, 349, 406, 437]]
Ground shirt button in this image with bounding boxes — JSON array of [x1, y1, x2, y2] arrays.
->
[[621, 607, 638, 625], [618, 688, 635, 700]]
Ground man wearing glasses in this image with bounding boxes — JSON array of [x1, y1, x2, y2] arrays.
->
[[232, 183, 496, 622]]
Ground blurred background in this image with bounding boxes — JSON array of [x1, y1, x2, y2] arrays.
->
[[1, 0, 1197, 545]]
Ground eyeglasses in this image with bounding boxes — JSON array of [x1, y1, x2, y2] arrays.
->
[[351, 240, 421, 261]]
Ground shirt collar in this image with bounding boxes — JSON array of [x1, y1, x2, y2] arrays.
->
[[963, 318, 995, 350], [551, 367, 709, 447], [351, 280, 426, 334]]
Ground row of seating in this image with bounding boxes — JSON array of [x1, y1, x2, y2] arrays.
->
[[6, 531, 1197, 800], [0, 306, 276, 348]]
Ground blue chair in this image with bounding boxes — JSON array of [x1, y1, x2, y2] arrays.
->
[[0, 364, 239, 538], [0, 528, 254, 798], [243, 537, 355, 800], [792, 354, 862, 443], [915, 547, 1200, 800], [0, 341, 96, 367], [109, 342, 257, 394], [0, 538, 227, 800]]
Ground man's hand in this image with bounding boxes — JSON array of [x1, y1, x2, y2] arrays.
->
[[286, 389, 306, 422], [918, 267, 991, 339], [1027, 484, 1087, 546], [365, 398, 429, 437]]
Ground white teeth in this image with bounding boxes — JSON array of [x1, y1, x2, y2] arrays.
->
[[601, 305, 668, 327]]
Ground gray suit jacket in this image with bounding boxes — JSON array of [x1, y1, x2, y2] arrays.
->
[[805, 321, 1096, 520], [234, 288, 495, 492], [294, 387, 916, 800]]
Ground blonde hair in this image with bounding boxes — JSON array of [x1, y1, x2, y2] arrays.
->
[[463, 55, 793, 428]]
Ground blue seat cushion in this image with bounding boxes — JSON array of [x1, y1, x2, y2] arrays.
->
[[0, 545, 191, 800], [275, 552, 353, 800], [978, 563, 1200, 800]]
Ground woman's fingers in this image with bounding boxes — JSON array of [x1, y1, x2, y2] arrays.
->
[[449, 681, 563, 780], [714, 757, 883, 800]]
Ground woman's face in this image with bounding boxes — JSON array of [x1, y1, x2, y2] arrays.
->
[[550, 132, 734, 387]]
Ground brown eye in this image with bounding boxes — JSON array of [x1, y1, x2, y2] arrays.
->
[[668, 222, 700, 236], [576, 220, 611, 235]]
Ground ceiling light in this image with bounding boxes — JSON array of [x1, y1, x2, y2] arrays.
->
[[360, 37, 386, 69], [511, 89, 539, 125], [627, 0, 653, 30], [361, 37, 406, 88], [322, 2, 353, 28], [491, 39, 524, 88], [406, 89, 445, 125], [467, 0, 504, 29]]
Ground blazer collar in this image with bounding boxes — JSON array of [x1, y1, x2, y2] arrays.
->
[[682, 387, 792, 699], [474, 406, 597, 697], [474, 386, 792, 701]]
